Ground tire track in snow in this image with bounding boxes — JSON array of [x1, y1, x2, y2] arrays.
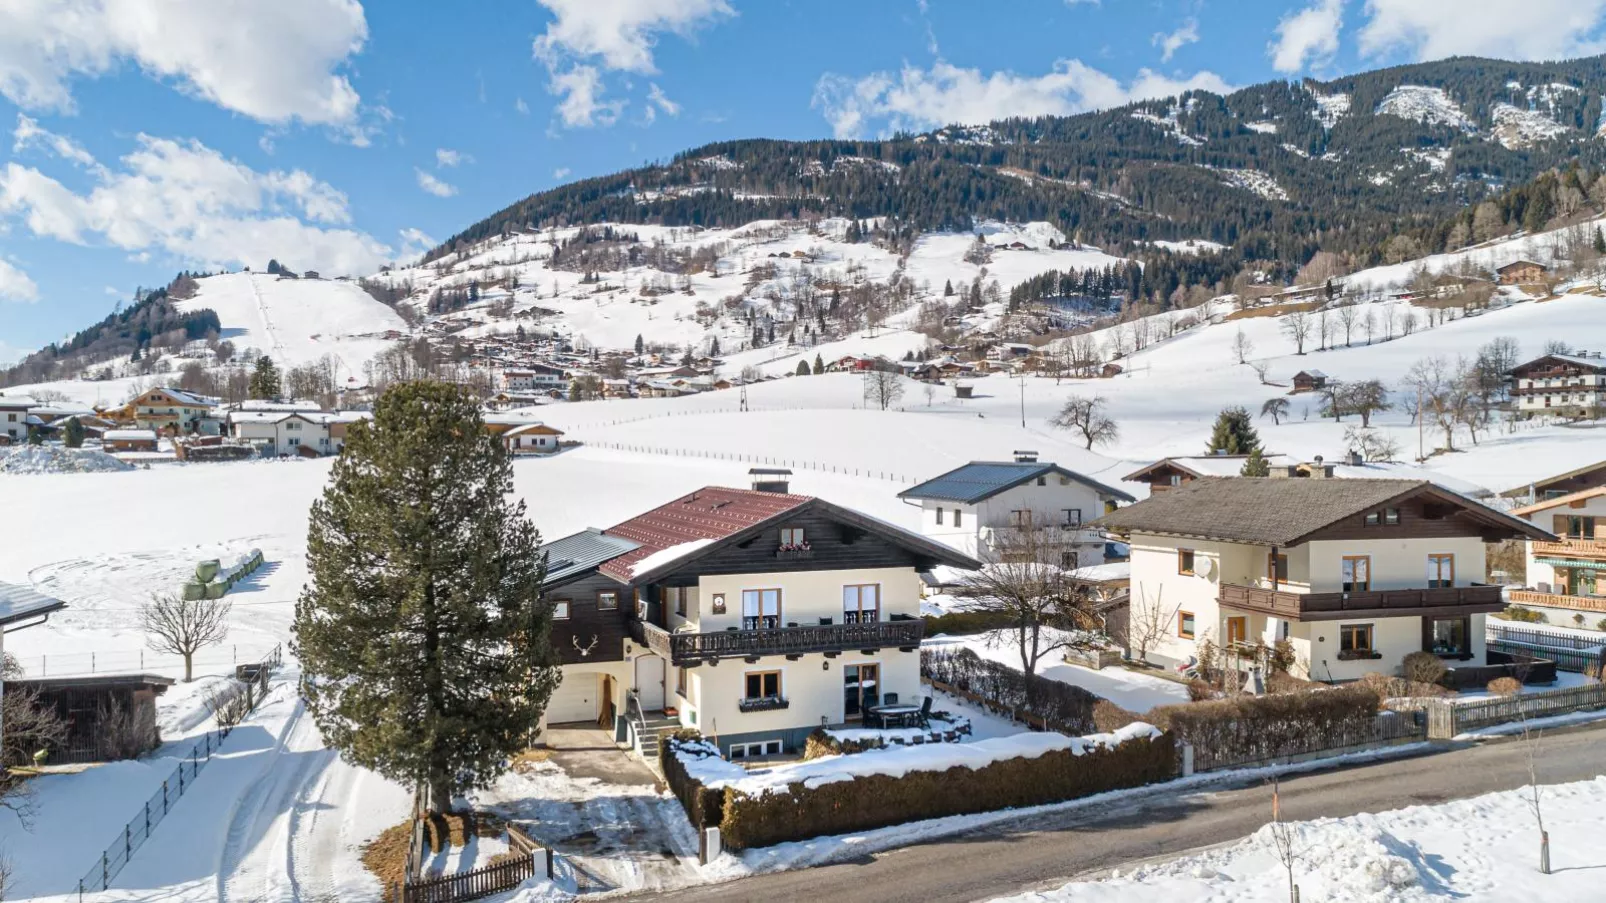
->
[[287, 744, 362, 902], [217, 691, 326, 903]]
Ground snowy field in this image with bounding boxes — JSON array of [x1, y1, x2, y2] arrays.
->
[[994, 776, 1606, 903]]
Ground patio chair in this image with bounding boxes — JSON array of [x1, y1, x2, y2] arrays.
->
[[918, 695, 933, 728], [882, 692, 898, 705]]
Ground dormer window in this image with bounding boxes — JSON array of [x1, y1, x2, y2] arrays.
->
[[780, 526, 806, 549]]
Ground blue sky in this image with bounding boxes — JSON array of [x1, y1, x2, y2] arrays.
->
[[3, 0, 1605, 364]]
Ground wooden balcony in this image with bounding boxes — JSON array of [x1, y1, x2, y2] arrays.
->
[[631, 617, 924, 666], [1509, 589, 1606, 613], [1218, 582, 1505, 622], [1533, 539, 1606, 560]]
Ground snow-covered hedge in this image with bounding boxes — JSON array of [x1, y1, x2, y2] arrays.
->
[[921, 646, 1140, 734], [661, 732, 734, 830], [672, 723, 1175, 851], [1147, 684, 1380, 768]]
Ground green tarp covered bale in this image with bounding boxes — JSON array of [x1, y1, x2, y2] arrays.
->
[[183, 581, 206, 601], [195, 560, 220, 582]]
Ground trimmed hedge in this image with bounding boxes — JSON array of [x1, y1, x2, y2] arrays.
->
[[921, 646, 1104, 734], [659, 731, 725, 830], [922, 609, 1018, 637], [718, 730, 1177, 850], [1147, 684, 1379, 764]]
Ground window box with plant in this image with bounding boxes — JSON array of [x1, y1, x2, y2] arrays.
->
[[776, 526, 813, 559], [740, 670, 787, 712]]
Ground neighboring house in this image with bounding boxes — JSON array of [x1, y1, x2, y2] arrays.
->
[[327, 412, 371, 453], [1496, 260, 1548, 285], [228, 411, 334, 456], [483, 412, 546, 437], [540, 472, 979, 758], [502, 423, 565, 454], [1509, 352, 1606, 420], [130, 388, 220, 435], [102, 429, 159, 452], [1124, 454, 1301, 491], [500, 364, 566, 392], [1291, 370, 1328, 393], [898, 452, 1135, 569], [1500, 459, 1606, 501], [0, 395, 36, 444], [1098, 478, 1548, 682], [1509, 488, 1606, 614]]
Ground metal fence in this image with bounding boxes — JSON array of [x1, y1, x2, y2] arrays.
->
[[76, 645, 281, 898], [12, 643, 280, 679], [1485, 624, 1606, 674], [1190, 711, 1427, 773], [583, 440, 924, 484]]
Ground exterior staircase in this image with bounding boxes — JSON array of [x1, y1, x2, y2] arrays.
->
[[625, 691, 680, 764]]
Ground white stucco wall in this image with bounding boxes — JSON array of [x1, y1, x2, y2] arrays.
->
[[692, 566, 922, 630], [676, 649, 920, 737]]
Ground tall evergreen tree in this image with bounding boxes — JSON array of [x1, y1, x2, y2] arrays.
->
[[710, 336, 721, 356], [634, 334, 644, 355], [249, 356, 281, 400], [63, 417, 85, 449], [813, 353, 825, 375], [1205, 406, 1261, 456], [943, 279, 954, 297], [294, 382, 557, 813], [795, 360, 810, 376]]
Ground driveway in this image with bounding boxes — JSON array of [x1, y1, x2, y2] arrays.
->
[[478, 725, 706, 895]]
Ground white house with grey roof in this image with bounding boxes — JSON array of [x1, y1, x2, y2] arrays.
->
[[1098, 478, 1550, 684], [898, 452, 1136, 570]]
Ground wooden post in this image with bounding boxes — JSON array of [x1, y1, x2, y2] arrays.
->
[[545, 847, 555, 879]]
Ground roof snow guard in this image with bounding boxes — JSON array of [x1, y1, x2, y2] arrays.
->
[[0, 583, 66, 628], [900, 461, 1135, 505]]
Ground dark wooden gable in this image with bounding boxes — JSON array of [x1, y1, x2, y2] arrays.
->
[[652, 504, 937, 583], [545, 571, 630, 664], [1300, 493, 1513, 544]]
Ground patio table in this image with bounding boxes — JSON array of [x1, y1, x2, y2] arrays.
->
[[868, 703, 921, 729]]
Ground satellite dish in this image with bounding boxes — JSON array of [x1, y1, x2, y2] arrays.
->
[[1198, 557, 1218, 581]]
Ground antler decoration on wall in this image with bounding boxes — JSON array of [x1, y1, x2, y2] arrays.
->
[[572, 634, 599, 657]]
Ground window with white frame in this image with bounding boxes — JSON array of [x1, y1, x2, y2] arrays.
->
[[728, 739, 783, 759]]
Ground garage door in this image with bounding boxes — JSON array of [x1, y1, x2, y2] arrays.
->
[[547, 672, 599, 724]]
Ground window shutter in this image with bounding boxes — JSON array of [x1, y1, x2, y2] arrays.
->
[[1553, 514, 1570, 536]]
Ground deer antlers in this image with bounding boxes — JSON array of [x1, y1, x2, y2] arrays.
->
[[572, 634, 600, 657]]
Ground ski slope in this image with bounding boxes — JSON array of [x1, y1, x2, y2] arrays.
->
[[175, 272, 408, 382]]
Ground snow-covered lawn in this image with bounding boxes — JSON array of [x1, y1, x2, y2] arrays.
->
[[992, 776, 1606, 903], [924, 630, 1190, 714]]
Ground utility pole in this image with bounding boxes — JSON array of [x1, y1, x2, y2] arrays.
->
[[1018, 373, 1027, 428], [1416, 385, 1424, 463]]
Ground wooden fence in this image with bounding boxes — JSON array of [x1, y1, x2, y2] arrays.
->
[[1420, 683, 1606, 739], [399, 855, 539, 903], [1485, 623, 1606, 674]]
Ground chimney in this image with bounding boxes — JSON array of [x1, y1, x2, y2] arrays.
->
[[1012, 450, 1038, 463], [1346, 450, 1364, 466], [749, 468, 793, 494], [1307, 455, 1336, 479]]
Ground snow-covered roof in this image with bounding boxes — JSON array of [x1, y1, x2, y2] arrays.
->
[[138, 388, 218, 407], [0, 582, 66, 627], [0, 395, 37, 408], [234, 399, 324, 412], [503, 422, 563, 437], [103, 429, 157, 441]]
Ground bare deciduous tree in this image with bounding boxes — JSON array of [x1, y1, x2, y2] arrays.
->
[[1282, 310, 1313, 354], [1336, 303, 1360, 346], [862, 369, 905, 411], [959, 519, 1101, 703], [1232, 328, 1255, 364], [1267, 774, 1302, 902], [1128, 585, 1181, 666], [141, 593, 232, 682], [1049, 395, 1120, 449], [1261, 397, 1290, 425]]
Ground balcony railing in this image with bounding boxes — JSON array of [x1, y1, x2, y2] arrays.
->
[[1509, 589, 1606, 614], [1533, 539, 1606, 560], [737, 696, 790, 713], [1218, 582, 1505, 621], [631, 617, 924, 665]]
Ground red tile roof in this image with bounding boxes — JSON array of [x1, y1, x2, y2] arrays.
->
[[600, 486, 811, 581]]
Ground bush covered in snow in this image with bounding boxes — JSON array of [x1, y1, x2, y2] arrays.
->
[[921, 646, 1132, 734], [715, 725, 1175, 850], [0, 445, 135, 474]]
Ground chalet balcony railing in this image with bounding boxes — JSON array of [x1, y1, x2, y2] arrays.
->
[[1218, 582, 1505, 621], [631, 617, 924, 665], [1509, 589, 1606, 614], [1533, 539, 1606, 560]]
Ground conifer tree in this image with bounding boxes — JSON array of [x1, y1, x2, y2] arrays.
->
[[1594, 227, 1605, 255], [293, 382, 557, 813], [813, 353, 825, 374], [710, 337, 721, 356], [249, 356, 281, 400], [63, 417, 85, 449], [1205, 406, 1262, 456], [796, 360, 810, 376], [1240, 447, 1271, 476], [944, 279, 954, 297], [634, 334, 645, 355]]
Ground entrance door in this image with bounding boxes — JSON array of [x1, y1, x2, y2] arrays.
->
[[1226, 617, 1247, 646], [843, 663, 880, 721], [635, 655, 666, 711]]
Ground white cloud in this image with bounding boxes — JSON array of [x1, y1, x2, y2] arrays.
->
[[515, 97, 531, 115], [0, 258, 39, 303], [1269, 0, 1345, 73], [1153, 19, 1199, 63], [415, 168, 457, 198], [553, 167, 572, 180], [532, 0, 732, 128], [12, 114, 101, 172], [0, 0, 368, 126], [435, 148, 471, 168], [0, 124, 394, 277], [647, 83, 681, 117], [397, 227, 436, 260], [812, 60, 1232, 139], [1358, 0, 1606, 62]]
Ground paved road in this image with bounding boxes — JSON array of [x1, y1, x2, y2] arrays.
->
[[643, 722, 1606, 903]]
